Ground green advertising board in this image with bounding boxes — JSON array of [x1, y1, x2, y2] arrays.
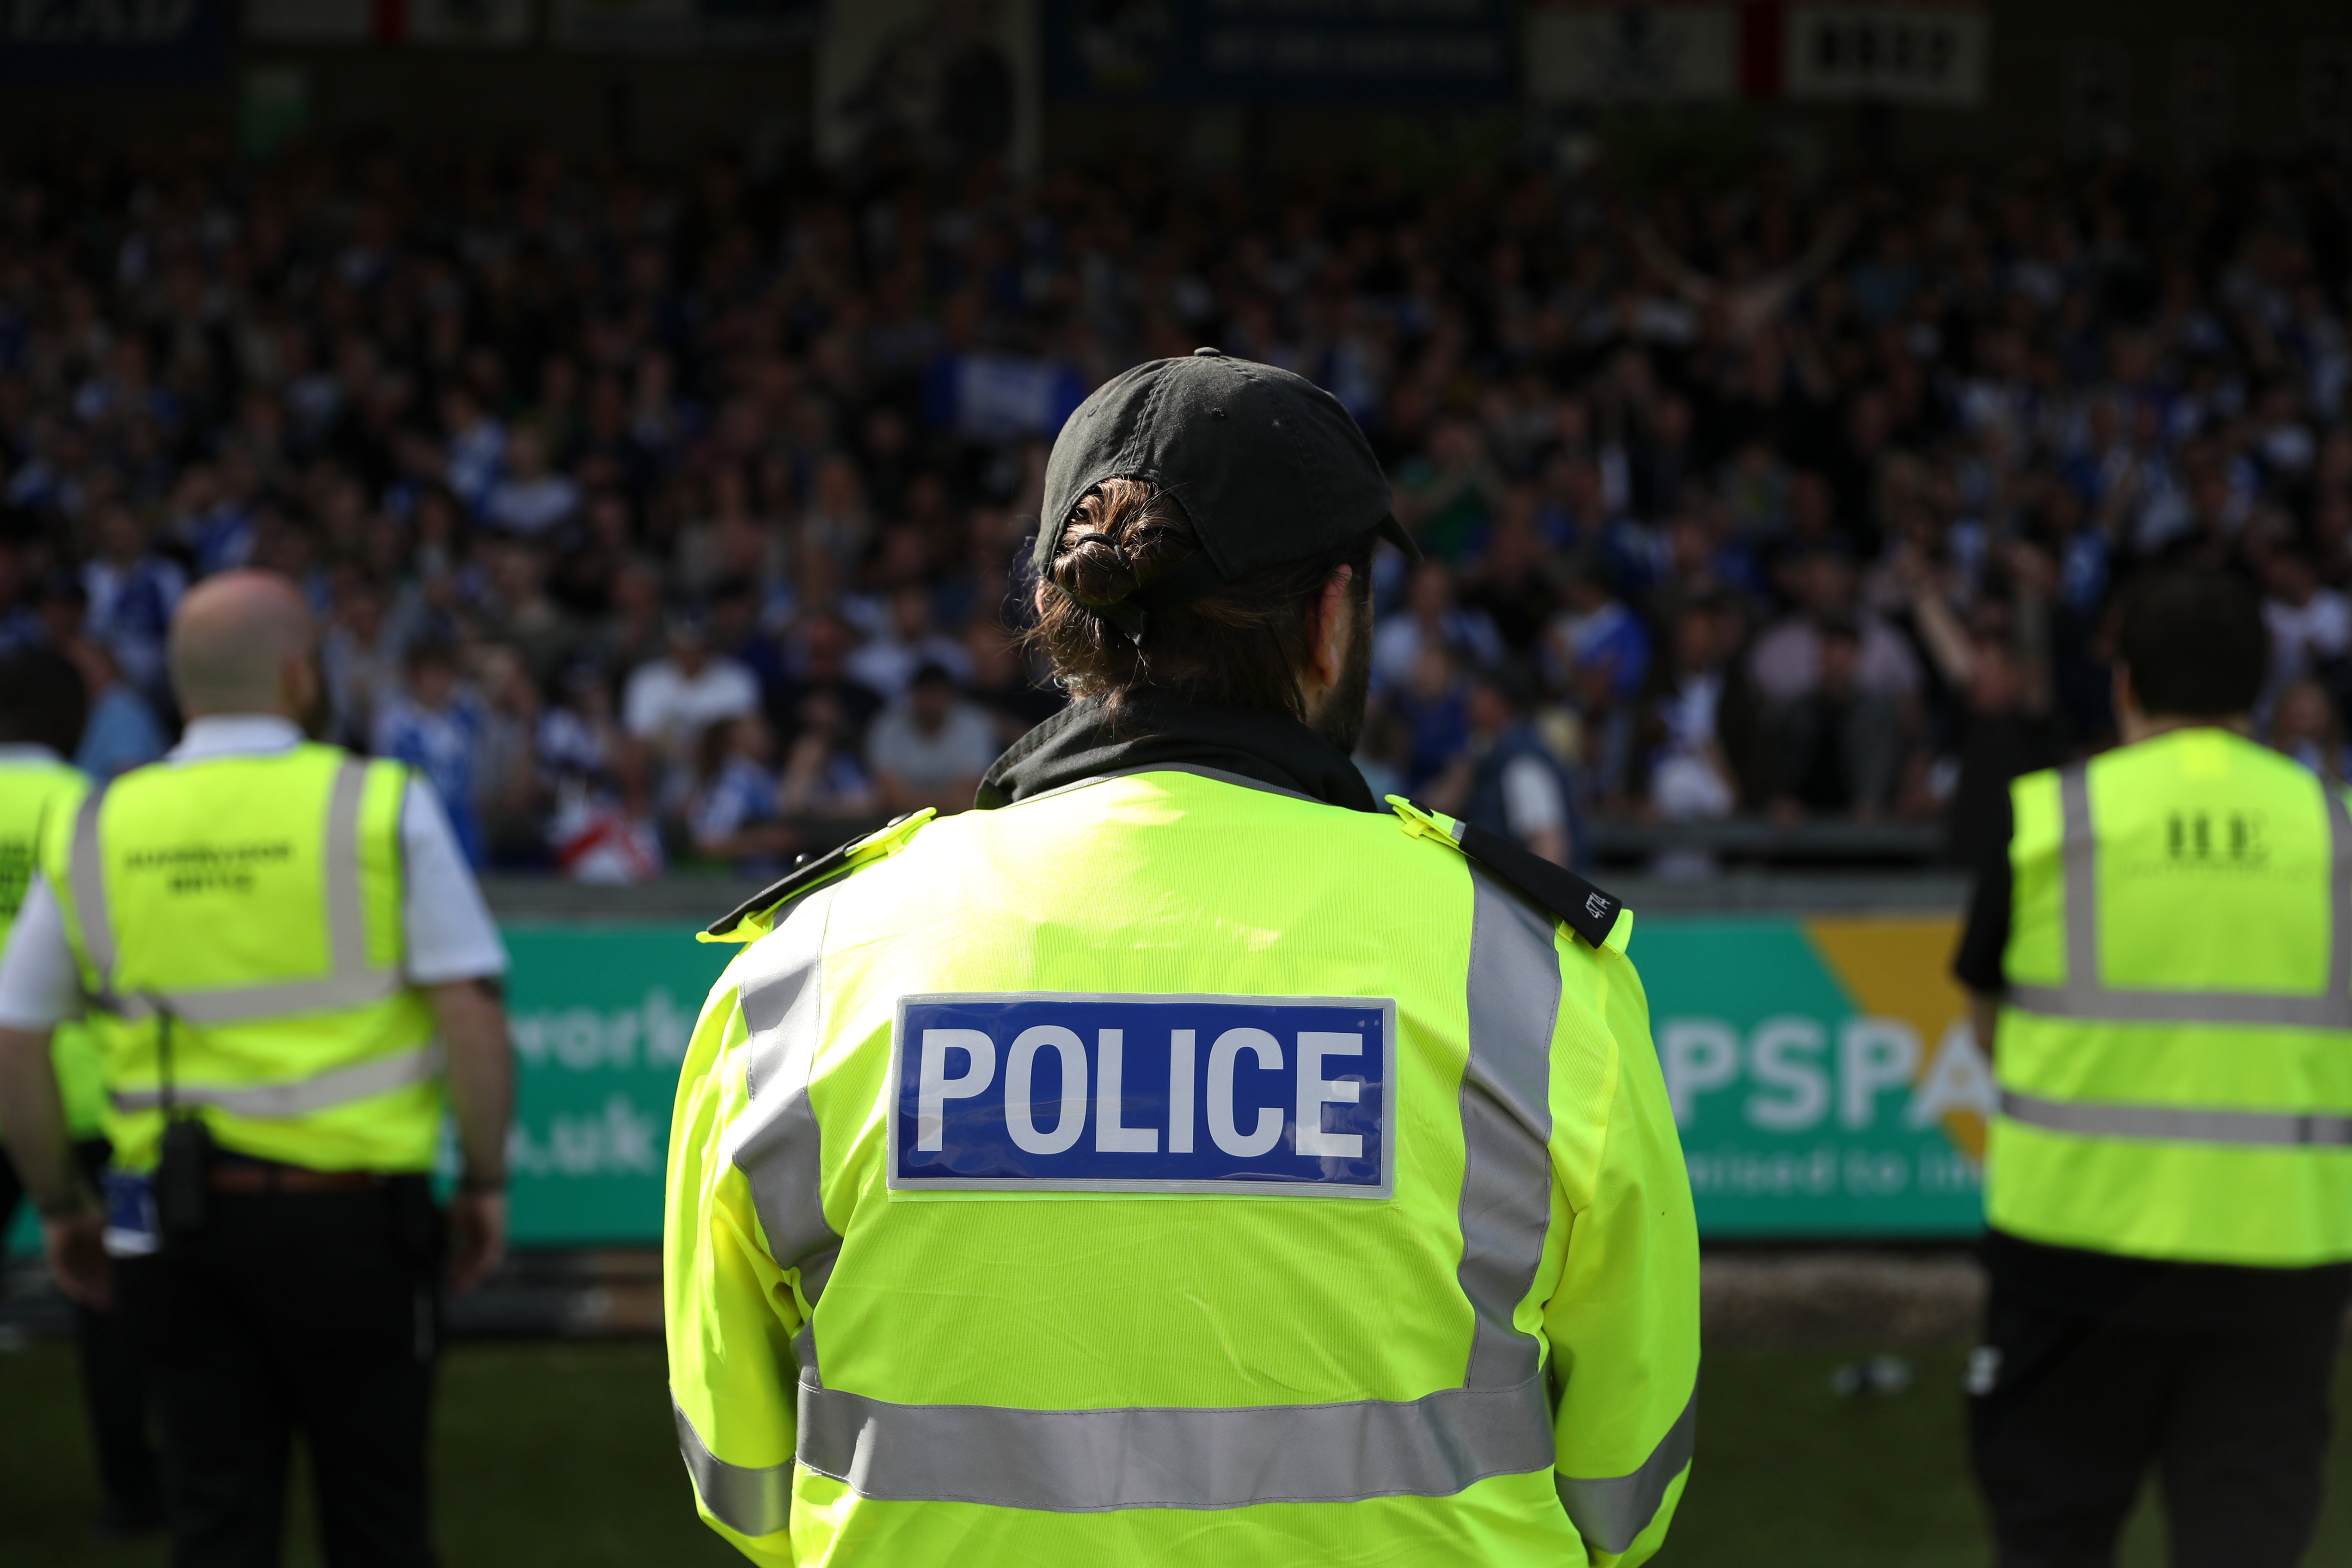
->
[[1634, 914, 1991, 1237], [9, 910, 1992, 1254], [498, 923, 730, 1245], [487, 910, 1992, 1244]]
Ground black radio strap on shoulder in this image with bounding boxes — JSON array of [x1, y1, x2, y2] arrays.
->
[[705, 836, 859, 939], [156, 1001, 175, 1121], [705, 812, 928, 938], [150, 997, 213, 1240], [1403, 800, 1627, 951]]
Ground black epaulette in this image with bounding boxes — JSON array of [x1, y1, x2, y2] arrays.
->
[[1405, 799, 1627, 951], [704, 813, 927, 938]]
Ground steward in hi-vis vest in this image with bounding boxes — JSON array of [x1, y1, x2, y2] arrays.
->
[[47, 741, 439, 1177], [0, 745, 105, 1146], [0, 571, 514, 1568], [665, 352, 1699, 1568], [1955, 570, 2352, 1568], [0, 645, 162, 1538], [1990, 732, 2352, 1265]]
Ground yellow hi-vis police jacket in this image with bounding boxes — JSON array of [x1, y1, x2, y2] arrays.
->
[[665, 768, 1700, 1567]]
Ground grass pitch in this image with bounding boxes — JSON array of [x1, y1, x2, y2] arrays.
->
[[5, 1338, 2351, 1565]]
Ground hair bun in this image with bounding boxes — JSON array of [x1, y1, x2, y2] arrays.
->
[[1054, 532, 1141, 607]]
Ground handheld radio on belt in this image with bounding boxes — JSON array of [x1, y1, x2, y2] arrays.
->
[[147, 997, 214, 1240]]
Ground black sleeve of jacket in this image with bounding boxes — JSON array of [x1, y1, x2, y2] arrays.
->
[[1951, 785, 2014, 994]]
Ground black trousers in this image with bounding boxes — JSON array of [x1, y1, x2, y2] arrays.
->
[[116, 1179, 442, 1568], [0, 1138, 164, 1524], [1969, 1272, 2351, 1568]]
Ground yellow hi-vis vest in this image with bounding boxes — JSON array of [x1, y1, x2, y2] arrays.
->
[[0, 756, 106, 1139], [665, 772, 1700, 1568], [1990, 727, 2352, 1266], [39, 743, 441, 1175]]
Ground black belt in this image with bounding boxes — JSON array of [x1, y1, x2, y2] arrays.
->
[[206, 1157, 385, 1194]]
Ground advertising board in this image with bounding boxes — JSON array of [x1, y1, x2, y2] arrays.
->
[[0, 0, 227, 86], [488, 910, 1991, 1243], [496, 924, 726, 1244], [7, 910, 1990, 1256], [1045, 0, 1515, 107], [1639, 914, 1990, 1237], [1525, 0, 1989, 108]]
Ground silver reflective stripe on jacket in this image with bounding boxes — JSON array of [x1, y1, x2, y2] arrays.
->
[[2006, 764, 2352, 1029], [1558, 1388, 1698, 1553], [676, 1402, 793, 1538], [1457, 868, 1560, 1391], [680, 887, 848, 1539], [109, 1043, 442, 1118], [795, 1376, 1554, 1511], [2001, 1089, 2352, 1148], [1461, 865, 1691, 1553], [689, 861, 1682, 1534], [722, 883, 846, 1305], [71, 760, 406, 1027]]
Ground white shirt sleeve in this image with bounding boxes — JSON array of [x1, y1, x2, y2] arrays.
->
[[400, 778, 509, 984], [1500, 754, 1567, 842], [0, 876, 89, 1030], [621, 665, 668, 740], [717, 662, 761, 716], [949, 705, 1004, 777], [2321, 594, 2352, 657]]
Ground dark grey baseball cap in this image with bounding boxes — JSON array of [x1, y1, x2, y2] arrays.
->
[[1034, 348, 1418, 641]]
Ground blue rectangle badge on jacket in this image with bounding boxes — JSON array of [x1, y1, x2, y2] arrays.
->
[[889, 993, 1396, 1197]]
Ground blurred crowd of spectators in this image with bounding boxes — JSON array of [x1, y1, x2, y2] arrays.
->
[[2, 138, 2349, 879]]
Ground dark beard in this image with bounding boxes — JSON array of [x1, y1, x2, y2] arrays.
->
[[1307, 596, 1374, 756]]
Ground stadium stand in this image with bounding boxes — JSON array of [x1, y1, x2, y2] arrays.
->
[[1, 140, 2346, 877]]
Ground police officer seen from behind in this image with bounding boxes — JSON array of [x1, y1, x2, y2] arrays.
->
[[666, 349, 1700, 1566], [1957, 570, 2352, 1568], [0, 645, 163, 1538], [0, 570, 515, 1568]]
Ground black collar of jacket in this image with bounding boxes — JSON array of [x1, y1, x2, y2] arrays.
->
[[705, 697, 1373, 937], [974, 698, 1630, 951], [975, 693, 1380, 814], [712, 698, 1633, 951]]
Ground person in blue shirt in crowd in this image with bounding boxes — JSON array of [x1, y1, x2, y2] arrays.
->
[[66, 638, 168, 784], [374, 638, 487, 867], [1422, 663, 1581, 869]]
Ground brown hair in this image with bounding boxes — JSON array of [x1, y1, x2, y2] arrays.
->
[[1028, 477, 1373, 719], [2117, 568, 2265, 717]]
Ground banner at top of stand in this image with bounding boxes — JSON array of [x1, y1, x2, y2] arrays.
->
[[1525, 0, 1988, 109], [246, 0, 535, 47], [551, 0, 823, 52], [0, 0, 227, 85], [1045, 0, 1516, 106]]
